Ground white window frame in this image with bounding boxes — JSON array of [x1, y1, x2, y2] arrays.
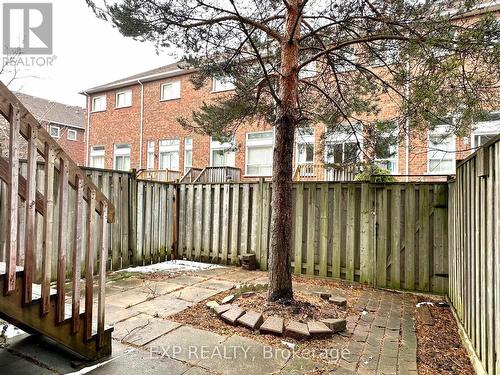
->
[[210, 137, 236, 167], [427, 124, 455, 174], [67, 129, 77, 141], [91, 95, 106, 112], [184, 138, 193, 174], [471, 112, 500, 149], [90, 145, 105, 168], [373, 124, 398, 174], [245, 130, 274, 177], [114, 144, 131, 171], [295, 128, 315, 165], [158, 139, 180, 171], [147, 140, 155, 170], [324, 124, 364, 166], [212, 77, 235, 93], [160, 81, 181, 101], [49, 125, 60, 138], [115, 89, 132, 108]]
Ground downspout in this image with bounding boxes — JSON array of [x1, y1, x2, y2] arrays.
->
[[83, 91, 91, 166], [138, 80, 144, 169], [404, 60, 410, 182]]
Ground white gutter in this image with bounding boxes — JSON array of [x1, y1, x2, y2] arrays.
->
[[83, 92, 91, 167], [404, 60, 410, 182], [138, 80, 145, 169]]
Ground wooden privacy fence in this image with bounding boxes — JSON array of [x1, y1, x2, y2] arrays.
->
[[448, 134, 500, 375], [177, 181, 449, 294]]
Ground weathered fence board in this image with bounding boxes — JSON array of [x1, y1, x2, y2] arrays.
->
[[448, 135, 499, 375]]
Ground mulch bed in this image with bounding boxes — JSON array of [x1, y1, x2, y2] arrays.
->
[[414, 296, 475, 375]]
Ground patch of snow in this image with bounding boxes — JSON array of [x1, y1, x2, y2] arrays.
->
[[118, 260, 224, 274], [416, 302, 434, 307]]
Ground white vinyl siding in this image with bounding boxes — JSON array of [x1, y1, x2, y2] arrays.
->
[[91, 95, 106, 112], [159, 139, 180, 170], [160, 81, 181, 101], [471, 113, 500, 148], [90, 146, 105, 169], [245, 131, 273, 176], [115, 90, 132, 108], [114, 144, 131, 171]]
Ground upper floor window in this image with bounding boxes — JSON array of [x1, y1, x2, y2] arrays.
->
[[90, 145, 105, 169], [184, 138, 193, 174], [159, 139, 180, 171], [92, 95, 106, 112], [212, 77, 235, 93], [49, 125, 60, 138], [246, 131, 274, 176], [210, 137, 236, 167], [115, 90, 132, 108], [114, 144, 131, 171], [428, 124, 455, 174], [161, 81, 181, 101], [67, 129, 77, 141], [471, 112, 500, 148], [147, 140, 155, 169]]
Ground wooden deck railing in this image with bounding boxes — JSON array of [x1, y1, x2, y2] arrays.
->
[[179, 167, 203, 183], [293, 163, 359, 181], [0, 82, 114, 357], [136, 168, 181, 182], [193, 166, 241, 183]]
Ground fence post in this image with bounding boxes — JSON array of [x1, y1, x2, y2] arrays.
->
[[172, 182, 179, 259], [129, 169, 138, 265]]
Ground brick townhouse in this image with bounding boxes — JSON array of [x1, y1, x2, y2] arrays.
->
[[82, 5, 500, 180], [0, 92, 86, 165]]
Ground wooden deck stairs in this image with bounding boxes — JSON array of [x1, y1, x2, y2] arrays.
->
[[0, 82, 115, 360]]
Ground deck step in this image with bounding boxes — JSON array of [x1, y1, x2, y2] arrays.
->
[[0, 268, 112, 360]]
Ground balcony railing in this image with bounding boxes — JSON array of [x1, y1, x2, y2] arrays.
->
[[136, 168, 181, 182], [179, 167, 203, 183], [193, 166, 241, 183], [293, 163, 359, 182]]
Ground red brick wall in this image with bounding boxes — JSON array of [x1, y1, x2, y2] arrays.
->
[[86, 71, 481, 178], [42, 121, 86, 165]]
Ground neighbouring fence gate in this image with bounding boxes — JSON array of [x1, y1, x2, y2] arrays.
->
[[176, 181, 449, 294], [448, 134, 500, 375]]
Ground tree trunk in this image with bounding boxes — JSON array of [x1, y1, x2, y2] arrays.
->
[[268, 0, 300, 301]]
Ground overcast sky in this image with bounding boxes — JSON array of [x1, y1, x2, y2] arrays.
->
[[0, 0, 180, 107]]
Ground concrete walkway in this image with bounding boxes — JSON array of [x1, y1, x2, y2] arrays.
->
[[0, 266, 418, 374]]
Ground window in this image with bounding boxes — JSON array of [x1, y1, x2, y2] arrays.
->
[[212, 77, 235, 92], [160, 81, 181, 101], [336, 47, 356, 72], [210, 137, 236, 167], [370, 41, 399, 66], [114, 144, 131, 171], [115, 90, 132, 108], [246, 131, 274, 176], [159, 139, 180, 171], [67, 129, 77, 141], [147, 140, 155, 170], [90, 146, 105, 168], [295, 128, 315, 165], [428, 125, 455, 173], [374, 123, 398, 174], [324, 124, 363, 165], [299, 60, 317, 79], [471, 112, 500, 148], [92, 95, 106, 112], [49, 125, 60, 138], [184, 138, 193, 174]]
